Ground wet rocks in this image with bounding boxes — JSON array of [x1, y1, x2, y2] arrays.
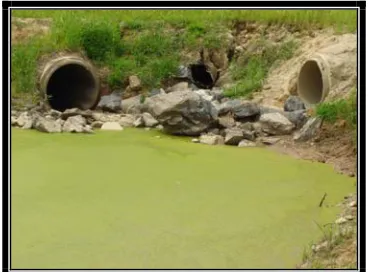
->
[[101, 122, 123, 131], [284, 95, 305, 112], [259, 113, 295, 135]]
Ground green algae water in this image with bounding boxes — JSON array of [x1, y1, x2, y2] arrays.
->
[[11, 128, 355, 269]]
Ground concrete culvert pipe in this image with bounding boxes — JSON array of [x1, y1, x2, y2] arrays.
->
[[297, 34, 357, 105], [39, 55, 99, 111]]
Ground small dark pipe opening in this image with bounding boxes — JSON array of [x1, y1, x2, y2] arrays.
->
[[46, 64, 97, 111], [298, 60, 323, 104], [189, 64, 215, 89]]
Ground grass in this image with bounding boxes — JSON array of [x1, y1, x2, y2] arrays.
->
[[224, 40, 297, 98], [11, 10, 357, 97]]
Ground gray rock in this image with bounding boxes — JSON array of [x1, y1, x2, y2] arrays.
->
[[101, 122, 123, 131], [284, 96, 305, 112], [83, 125, 94, 134], [142, 112, 159, 127], [49, 109, 62, 119], [260, 106, 308, 128], [156, 124, 164, 131], [192, 138, 200, 143], [63, 115, 86, 133], [293, 117, 323, 142], [199, 134, 224, 145], [91, 112, 121, 123], [144, 90, 218, 136], [242, 129, 256, 141], [16, 112, 31, 127], [177, 65, 190, 78], [167, 82, 189, 93], [34, 117, 62, 133], [208, 128, 220, 135], [238, 139, 256, 147], [118, 115, 135, 127], [259, 113, 295, 135], [218, 114, 236, 128], [224, 128, 244, 145], [232, 102, 260, 120], [128, 75, 142, 92], [11, 116, 17, 126], [11, 110, 18, 117], [121, 95, 143, 114], [218, 99, 242, 116], [22, 118, 34, 129], [97, 92, 122, 113], [260, 137, 280, 145], [194, 89, 214, 102], [91, 121, 103, 129], [61, 108, 93, 120], [133, 116, 145, 128], [148, 88, 166, 97]]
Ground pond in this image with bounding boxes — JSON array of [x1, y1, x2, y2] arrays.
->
[[11, 128, 355, 269]]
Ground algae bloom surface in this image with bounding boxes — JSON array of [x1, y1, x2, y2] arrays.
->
[[11, 128, 355, 269]]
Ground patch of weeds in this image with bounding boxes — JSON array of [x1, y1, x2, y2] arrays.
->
[[79, 21, 120, 61], [106, 58, 137, 90], [316, 90, 357, 128], [123, 20, 145, 31], [224, 40, 297, 98]]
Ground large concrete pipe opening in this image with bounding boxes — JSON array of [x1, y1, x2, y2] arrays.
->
[[297, 56, 330, 105], [39, 56, 99, 111], [189, 64, 218, 89]]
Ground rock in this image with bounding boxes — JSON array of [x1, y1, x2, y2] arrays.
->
[[284, 96, 305, 112], [194, 89, 214, 102], [11, 110, 18, 117], [208, 128, 220, 135], [62, 115, 86, 133], [166, 82, 189, 93], [133, 116, 144, 128], [312, 241, 329, 252], [156, 124, 164, 131], [260, 137, 281, 145], [101, 122, 123, 131], [335, 217, 348, 224], [177, 65, 190, 78], [142, 112, 159, 127], [144, 90, 218, 136], [293, 117, 323, 142], [118, 114, 135, 127], [60, 108, 92, 120], [91, 121, 103, 129], [242, 129, 256, 141], [121, 95, 143, 114], [199, 134, 224, 145], [96, 92, 122, 113], [224, 128, 244, 145], [22, 118, 34, 129], [83, 125, 94, 134], [218, 99, 242, 116], [218, 114, 236, 128], [284, 110, 308, 128], [192, 138, 200, 143], [345, 215, 354, 220], [144, 127, 151, 131], [91, 112, 121, 123], [232, 102, 260, 120], [34, 117, 62, 133], [259, 113, 295, 135], [128, 75, 142, 92], [349, 201, 357, 207], [238, 139, 256, 147], [49, 109, 62, 119], [149, 88, 166, 97], [210, 88, 225, 102], [16, 112, 31, 127], [11, 116, 17, 126]]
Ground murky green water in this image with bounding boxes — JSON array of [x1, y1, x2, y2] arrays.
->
[[11, 128, 355, 269]]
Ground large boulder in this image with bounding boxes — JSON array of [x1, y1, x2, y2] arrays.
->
[[232, 102, 260, 120], [259, 113, 295, 135], [260, 106, 308, 128], [96, 92, 122, 113], [143, 90, 218, 136]]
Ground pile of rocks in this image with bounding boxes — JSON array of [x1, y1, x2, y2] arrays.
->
[[12, 78, 322, 146]]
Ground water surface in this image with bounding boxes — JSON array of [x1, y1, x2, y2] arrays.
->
[[11, 128, 355, 268]]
